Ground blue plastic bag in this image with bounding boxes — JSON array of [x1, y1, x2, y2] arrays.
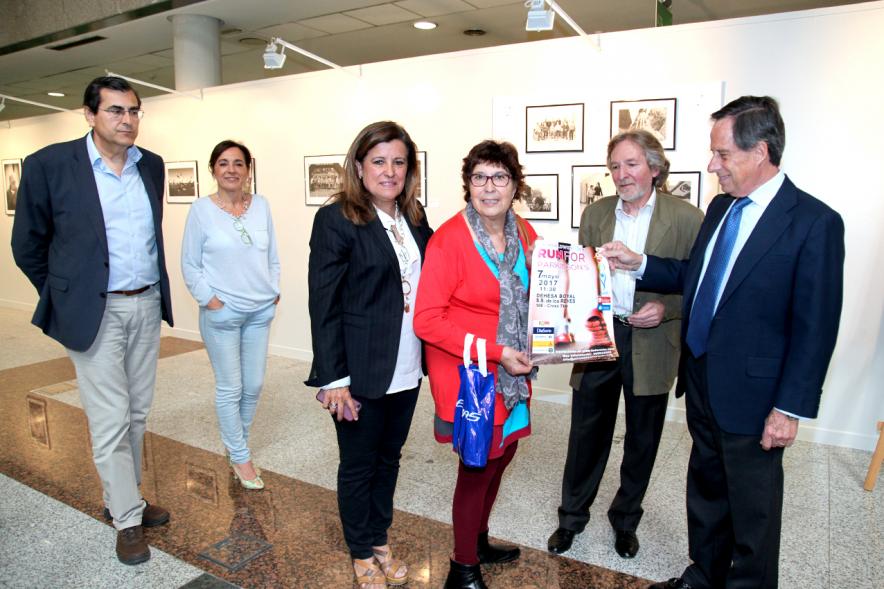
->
[[453, 334, 495, 468]]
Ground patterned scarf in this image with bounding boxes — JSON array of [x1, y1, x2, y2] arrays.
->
[[465, 202, 537, 409]]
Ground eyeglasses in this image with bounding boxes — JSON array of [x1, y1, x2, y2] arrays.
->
[[100, 107, 145, 120], [469, 172, 512, 187], [233, 219, 252, 245]]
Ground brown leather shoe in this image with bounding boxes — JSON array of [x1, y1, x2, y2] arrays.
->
[[116, 525, 150, 565], [104, 501, 170, 528]]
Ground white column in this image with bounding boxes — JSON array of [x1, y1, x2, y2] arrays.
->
[[169, 14, 222, 91]]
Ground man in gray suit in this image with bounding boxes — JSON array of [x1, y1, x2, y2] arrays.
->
[[12, 76, 173, 565], [548, 130, 702, 557]]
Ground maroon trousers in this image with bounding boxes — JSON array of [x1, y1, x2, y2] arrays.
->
[[451, 441, 518, 564]]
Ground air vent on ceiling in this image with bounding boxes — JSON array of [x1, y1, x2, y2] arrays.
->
[[48, 36, 107, 51]]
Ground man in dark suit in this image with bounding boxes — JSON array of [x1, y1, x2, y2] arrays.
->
[[548, 131, 703, 559], [601, 96, 844, 589], [11, 76, 173, 565]]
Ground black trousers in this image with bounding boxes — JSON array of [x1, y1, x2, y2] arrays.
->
[[333, 385, 419, 559], [558, 322, 669, 533], [681, 355, 784, 589]]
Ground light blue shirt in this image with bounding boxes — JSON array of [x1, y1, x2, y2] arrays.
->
[[181, 194, 281, 312], [85, 132, 159, 291]]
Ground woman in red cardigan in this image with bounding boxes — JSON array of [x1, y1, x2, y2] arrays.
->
[[414, 140, 537, 589]]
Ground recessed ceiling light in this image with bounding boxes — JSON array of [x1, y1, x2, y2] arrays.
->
[[47, 91, 65, 97], [463, 28, 486, 37], [413, 21, 437, 31]]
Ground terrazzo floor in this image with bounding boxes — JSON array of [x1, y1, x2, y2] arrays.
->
[[0, 306, 880, 588]]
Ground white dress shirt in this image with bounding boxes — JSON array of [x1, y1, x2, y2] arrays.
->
[[611, 189, 656, 316]]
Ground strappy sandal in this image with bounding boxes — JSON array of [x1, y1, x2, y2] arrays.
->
[[372, 545, 409, 586], [353, 557, 386, 589]]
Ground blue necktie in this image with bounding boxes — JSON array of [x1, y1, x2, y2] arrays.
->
[[686, 197, 752, 357]]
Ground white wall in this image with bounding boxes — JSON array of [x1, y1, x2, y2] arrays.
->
[[1, 2, 882, 450]]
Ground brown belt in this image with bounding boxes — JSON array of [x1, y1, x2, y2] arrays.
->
[[108, 285, 151, 296]]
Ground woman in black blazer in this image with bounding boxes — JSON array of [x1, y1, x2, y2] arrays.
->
[[306, 121, 432, 589]]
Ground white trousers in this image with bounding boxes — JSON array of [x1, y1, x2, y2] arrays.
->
[[67, 285, 162, 530]]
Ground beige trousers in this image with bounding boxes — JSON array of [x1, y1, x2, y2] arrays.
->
[[67, 285, 161, 530]]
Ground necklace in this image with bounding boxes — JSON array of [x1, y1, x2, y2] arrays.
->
[[211, 192, 251, 218], [386, 205, 413, 313], [212, 193, 253, 245]]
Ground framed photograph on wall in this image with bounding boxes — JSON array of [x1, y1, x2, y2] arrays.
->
[[666, 171, 702, 207], [610, 98, 677, 150], [514, 173, 558, 221], [525, 103, 584, 153], [3, 158, 22, 215], [304, 154, 345, 206], [249, 158, 257, 195], [571, 165, 616, 229], [415, 151, 428, 207], [165, 161, 199, 203]]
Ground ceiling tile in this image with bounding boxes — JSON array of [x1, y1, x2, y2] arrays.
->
[[395, 0, 476, 17], [297, 13, 374, 34], [343, 4, 420, 26], [464, 0, 523, 8], [254, 21, 329, 42]]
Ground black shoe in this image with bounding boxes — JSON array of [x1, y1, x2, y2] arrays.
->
[[648, 578, 692, 589], [547, 527, 577, 554], [104, 501, 170, 528], [444, 559, 487, 589], [614, 529, 639, 558], [477, 530, 520, 564]]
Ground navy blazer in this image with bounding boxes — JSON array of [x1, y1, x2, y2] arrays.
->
[[305, 201, 433, 399], [11, 135, 173, 351], [641, 176, 844, 435]]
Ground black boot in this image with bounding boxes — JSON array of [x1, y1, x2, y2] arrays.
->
[[444, 559, 488, 589], [477, 531, 521, 564]]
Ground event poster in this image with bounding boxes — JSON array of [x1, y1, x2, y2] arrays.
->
[[528, 241, 618, 365]]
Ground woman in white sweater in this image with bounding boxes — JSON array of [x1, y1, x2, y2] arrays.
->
[[181, 140, 280, 490]]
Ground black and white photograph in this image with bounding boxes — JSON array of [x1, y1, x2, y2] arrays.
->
[[513, 173, 558, 221], [415, 151, 428, 207], [666, 171, 702, 207], [571, 165, 616, 228], [165, 161, 199, 203], [610, 97, 677, 150], [526, 103, 584, 153], [3, 158, 22, 215], [304, 154, 345, 206]]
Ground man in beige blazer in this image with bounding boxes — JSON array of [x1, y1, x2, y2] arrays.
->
[[548, 130, 703, 558]]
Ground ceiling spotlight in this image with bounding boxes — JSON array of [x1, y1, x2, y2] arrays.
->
[[463, 28, 486, 37], [47, 91, 65, 97], [263, 40, 286, 69], [260, 37, 356, 76], [413, 21, 437, 30], [526, 0, 555, 32]]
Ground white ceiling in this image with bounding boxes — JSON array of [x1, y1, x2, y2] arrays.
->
[[0, 0, 868, 121]]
